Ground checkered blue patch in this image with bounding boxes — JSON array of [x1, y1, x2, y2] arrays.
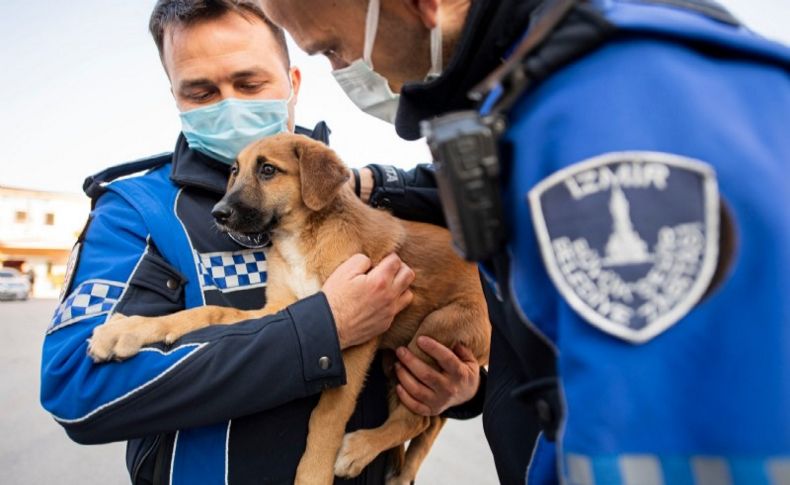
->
[[195, 249, 267, 292], [49, 279, 126, 332]]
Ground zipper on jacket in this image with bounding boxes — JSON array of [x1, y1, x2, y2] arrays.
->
[[132, 434, 162, 484]]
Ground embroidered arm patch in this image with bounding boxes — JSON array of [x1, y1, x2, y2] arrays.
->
[[50, 280, 127, 333], [528, 152, 720, 343]]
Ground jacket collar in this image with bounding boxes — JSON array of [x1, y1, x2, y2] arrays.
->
[[169, 134, 230, 195], [169, 122, 332, 194], [395, 0, 538, 140]]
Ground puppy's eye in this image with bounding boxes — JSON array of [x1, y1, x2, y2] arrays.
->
[[260, 163, 277, 179], [230, 164, 239, 176]]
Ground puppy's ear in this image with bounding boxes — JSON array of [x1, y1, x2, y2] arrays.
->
[[296, 139, 350, 211]]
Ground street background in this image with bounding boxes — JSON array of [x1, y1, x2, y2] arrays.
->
[[0, 299, 497, 484]]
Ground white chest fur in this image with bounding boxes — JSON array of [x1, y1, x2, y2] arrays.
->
[[276, 236, 322, 299]]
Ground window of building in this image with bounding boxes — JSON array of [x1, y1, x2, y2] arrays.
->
[[45, 213, 55, 225], [15, 211, 27, 223]]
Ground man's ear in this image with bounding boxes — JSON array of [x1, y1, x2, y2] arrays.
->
[[289, 67, 302, 101], [296, 139, 350, 211], [402, 0, 440, 29]]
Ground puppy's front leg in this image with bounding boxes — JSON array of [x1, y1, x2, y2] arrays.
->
[[295, 338, 379, 485], [88, 292, 294, 362]]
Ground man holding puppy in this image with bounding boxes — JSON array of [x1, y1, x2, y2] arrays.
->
[[260, 0, 790, 483], [40, 1, 482, 483]]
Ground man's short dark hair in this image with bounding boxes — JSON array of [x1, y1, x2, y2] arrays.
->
[[150, 0, 290, 68]]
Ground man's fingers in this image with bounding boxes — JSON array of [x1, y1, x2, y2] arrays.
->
[[393, 262, 416, 290], [396, 384, 432, 417], [395, 362, 433, 403], [336, 253, 372, 278], [368, 253, 402, 281], [453, 343, 479, 364], [417, 336, 465, 375], [395, 289, 414, 313], [396, 346, 444, 389]]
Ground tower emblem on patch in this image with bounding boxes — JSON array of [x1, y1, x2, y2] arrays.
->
[[529, 152, 720, 343]]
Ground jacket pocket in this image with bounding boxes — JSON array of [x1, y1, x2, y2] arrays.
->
[[115, 247, 187, 317]]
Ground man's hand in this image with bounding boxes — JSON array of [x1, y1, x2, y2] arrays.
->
[[394, 336, 481, 416], [323, 253, 415, 349]]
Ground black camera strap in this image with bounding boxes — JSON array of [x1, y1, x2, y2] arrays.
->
[[471, 0, 614, 118], [471, 0, 740, 119], [466, 0, 615, 440]]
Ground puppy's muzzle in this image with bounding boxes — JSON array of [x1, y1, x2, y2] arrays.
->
[[212, 200, 234, 226], [211, 199, 260, 229], [211, 199, 278, 236]]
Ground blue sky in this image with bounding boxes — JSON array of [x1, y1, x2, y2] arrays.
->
[[1, 0, 789, 194]]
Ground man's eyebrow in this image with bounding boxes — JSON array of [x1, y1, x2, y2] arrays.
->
[[177, 68, 271, 91], [178, 78, 214, 90], [230, 68, 270, 80], [302, 40, 329, 56]]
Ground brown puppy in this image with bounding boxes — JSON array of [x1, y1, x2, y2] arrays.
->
[[88, 133, 491, 485]]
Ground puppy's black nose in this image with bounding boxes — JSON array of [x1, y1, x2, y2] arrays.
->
[[212, 201, 234, 225]]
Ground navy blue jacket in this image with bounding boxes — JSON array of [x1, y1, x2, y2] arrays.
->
[[41, 125, 482, 484], [394, 0, 790, 483]]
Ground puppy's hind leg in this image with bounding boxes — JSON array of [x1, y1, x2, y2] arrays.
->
[[386, 416, 446, 485], [335, 402, 431, 480], [381, 351, 406, 479], [337, 300, 489, 481], [295, 339, 379, 485]]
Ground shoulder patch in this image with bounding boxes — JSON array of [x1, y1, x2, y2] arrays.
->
[[59, 214, 94, 303], [529, 152, 719, 343], [59, 242, 82, 303]]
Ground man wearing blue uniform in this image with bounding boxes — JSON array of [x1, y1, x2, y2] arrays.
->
[[260, 0, 790, 483], [39, 1, 484, 483]]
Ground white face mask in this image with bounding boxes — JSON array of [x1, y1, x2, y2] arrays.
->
[[332, 0, 443, 124]]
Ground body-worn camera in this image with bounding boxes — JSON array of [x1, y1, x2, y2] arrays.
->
[[422, 111, 507, 261]]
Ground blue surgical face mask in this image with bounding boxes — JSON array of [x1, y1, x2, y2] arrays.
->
[[179, 94, 292, 165]]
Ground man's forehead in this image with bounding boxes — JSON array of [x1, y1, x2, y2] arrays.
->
[[261, 0, 363, 23], [259, 0, 362, 53], [165, 14, 269, 60], [257, 0, 307, 19], [258, 0, 318, 37], [163, 12, 284, 79]]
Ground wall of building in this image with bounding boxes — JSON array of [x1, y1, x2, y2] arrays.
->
[[0, 187, 90, 298]]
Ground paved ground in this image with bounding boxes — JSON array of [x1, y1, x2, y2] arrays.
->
[[0, 299, 498, 484]]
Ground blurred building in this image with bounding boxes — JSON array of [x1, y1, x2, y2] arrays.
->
[[0, 186, 90, 298]]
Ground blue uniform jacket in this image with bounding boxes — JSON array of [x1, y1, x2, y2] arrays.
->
[[491, 1, 790, 483], [39, 126, 394, 485]]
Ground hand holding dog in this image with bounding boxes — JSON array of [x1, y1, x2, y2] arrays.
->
[[323, 253, 415, 349], [394, 336, 481, 416]]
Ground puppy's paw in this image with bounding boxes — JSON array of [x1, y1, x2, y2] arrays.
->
[[334, 431, 378, 479], [87, 314, 155, 362]]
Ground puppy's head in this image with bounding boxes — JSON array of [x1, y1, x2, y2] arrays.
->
[[212, 133, 350, 238]]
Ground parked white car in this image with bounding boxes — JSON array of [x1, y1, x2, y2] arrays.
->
[[0, 269, 31, 301]]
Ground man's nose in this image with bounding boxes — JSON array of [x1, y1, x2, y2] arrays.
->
[[212, 200, 234, 225]]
